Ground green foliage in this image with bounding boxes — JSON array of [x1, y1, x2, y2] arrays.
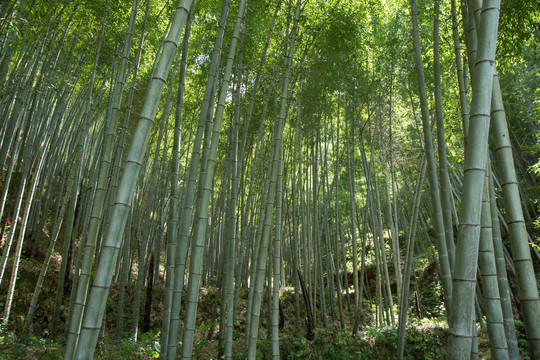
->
[[193, 338, 211, 359], [139, 330, 161, 358], [404, 318, 447, 359], [256, 337, 272, 360], [198, 319, 216, 333], [0, 328, 63, 360], [412, 261, 445, 318], [192, 320, 217, 358], [279, 320, 448, 360], [88, 331, 165, 360], [515, 319, 531, 360], [281, 335, 311, 359], [498, 0, 540, 64]]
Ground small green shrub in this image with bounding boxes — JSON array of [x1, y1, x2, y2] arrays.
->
[[515, 319, 530, 360], [281, 335, 310, 359]]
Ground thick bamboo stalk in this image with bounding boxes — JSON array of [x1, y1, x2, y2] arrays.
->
[[448, 0, 501, 357], [72, 2, 193, 358], [65, 0, 141, 354], [478, 170, 508, 359], [491, 72, 540, 358]]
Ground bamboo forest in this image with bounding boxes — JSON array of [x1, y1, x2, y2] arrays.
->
[[0, 0, 539, 358]]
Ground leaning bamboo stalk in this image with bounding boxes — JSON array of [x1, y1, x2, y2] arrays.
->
[[65, 0, 141, 354], [448, 0, 501, 356], [160, 5, 192, 357], [491, 72, 540, 358], [166, 2, 231, 356], [488, 167, 519, 358], [409, 0, 452, 312], [72, 2, 193, 358], [433, 0, 455, 274], [478, 169, 508, 359], [3, 137, 49, 325], [397, 157, 427, 360]]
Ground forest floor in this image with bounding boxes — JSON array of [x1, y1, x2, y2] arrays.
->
[[0, 236, 509, 359], [0, 284, 452, 359]]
